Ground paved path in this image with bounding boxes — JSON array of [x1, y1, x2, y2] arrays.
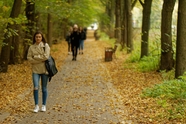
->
[[10, 38, 131, 124]]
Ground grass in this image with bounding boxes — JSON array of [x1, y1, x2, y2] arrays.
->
[[142, 78, 186, 120]]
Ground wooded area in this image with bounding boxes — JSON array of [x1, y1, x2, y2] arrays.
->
[[0, 0, 185, 78], [1, 0, 186, 122]]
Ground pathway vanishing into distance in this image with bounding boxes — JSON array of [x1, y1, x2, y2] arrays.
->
[[7, 30, 132, 124]]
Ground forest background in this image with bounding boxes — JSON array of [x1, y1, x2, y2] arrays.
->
[[1, 0, 186, 123]]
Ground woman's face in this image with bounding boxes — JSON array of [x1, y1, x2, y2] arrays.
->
[[74, 27, 78, 31], [35, 33, 42, 44]]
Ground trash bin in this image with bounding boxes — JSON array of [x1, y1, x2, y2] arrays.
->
[[105, 47, 113, 62]]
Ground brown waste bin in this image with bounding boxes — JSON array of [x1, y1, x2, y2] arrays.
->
[[105, 47, 113, 62]]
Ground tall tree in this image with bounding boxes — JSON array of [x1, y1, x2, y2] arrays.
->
[[160, 0, 176, 71], [139, 0, 153, 58], [0, 0, 22, 72], [115, 0, 121, 43], [105, 0, 115, 38], [121, 0, 138, 49], [9, 24, 22, 64], [175, 0, 186, 78], [125, 0, 133, 53], [23, 0, 35, 60], [121, 0, 126, 48]]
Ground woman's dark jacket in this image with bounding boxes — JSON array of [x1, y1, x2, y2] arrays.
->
[[70, 31, 80, 47], [80, 31, 86, 40]]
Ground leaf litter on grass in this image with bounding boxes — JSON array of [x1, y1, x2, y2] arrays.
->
[[97, 41, 186, 123]]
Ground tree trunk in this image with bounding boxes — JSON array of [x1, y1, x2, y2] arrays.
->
[[47, 13, 52, 46], [175, 0, 186, 78], [62, 18, 68, 39], [132, 0, 138, 9], [106, 0, 115, 39], [0, 0, 22, 72], [125, 0, 133, 53], [140, 0, 152, 58], [105, 0, 114, 38], [23, 0, 35, 60], [10, 25, 22, 64], [160, 0, 175, 71], [121, 0, 127, 49], [115, 0, 121, 43], [120, 0, 125, 48]]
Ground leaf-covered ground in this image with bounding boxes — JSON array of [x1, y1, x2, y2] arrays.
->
[[0, 37, 185, 123], [0, 41, 68, 123]]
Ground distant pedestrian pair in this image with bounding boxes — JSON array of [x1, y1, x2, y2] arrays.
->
[[66, 24, 86, 61]]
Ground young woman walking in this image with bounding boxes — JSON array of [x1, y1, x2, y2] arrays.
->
[[27, 31, 50, 112]]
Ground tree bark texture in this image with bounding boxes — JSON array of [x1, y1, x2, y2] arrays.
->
[[160, 0, 175, 71], [140, 0, 152, 58], [0, 0, 22, 72], [121, 0, 137, 49], [175, 0, 186, 78], [125, 0, 133, 53], [115, 0, 121, 43], [106, 0, 115, 38], [121, 0, 126, 48], [23, 1, 35, 60], [10, 25, 22, 64]]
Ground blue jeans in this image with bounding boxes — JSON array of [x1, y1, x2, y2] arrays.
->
[[32, 73, 49, 105], [79, 40, 84, 50]]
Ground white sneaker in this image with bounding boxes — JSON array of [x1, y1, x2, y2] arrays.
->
[[33, 105, 39, 113], [41, 105, 46, 112]]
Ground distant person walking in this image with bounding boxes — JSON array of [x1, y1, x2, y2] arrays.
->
[[65, 26, 73, 55], [83, 27, 87, 34], [27, 31, 50, 113], [70, 24, 81, 61], [79, 26, 86, 54]]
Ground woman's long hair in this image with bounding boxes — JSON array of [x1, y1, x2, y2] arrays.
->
[[33, 31, 47, 44]]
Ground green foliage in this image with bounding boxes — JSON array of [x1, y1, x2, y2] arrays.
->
[[35, 0, 104, 27], [126, 46, 159, 72], [138, 55, 159, 72], [160, 69, 175, 81], [99, 31, 110, 41], [97, 30, 116, 46], [142, 75, 186, 119], [126, 29, 161, 72], [126, 48, 140, 63], [142, 79, 186, 99], [0, 0, 27, 46], [150, 0, 162, 28]]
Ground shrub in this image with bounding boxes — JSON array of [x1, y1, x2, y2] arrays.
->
[[142, 79, 186, 99]]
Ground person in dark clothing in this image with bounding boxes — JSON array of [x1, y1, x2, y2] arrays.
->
[[70, 24, 81, 61], [79, 27, 86, 54], [83, 27, 87, 34], [65, 26, 73, 55]]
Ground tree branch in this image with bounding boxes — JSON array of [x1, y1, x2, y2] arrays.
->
[[139, 0, 144, 7], [132, 0, 138, 9]]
